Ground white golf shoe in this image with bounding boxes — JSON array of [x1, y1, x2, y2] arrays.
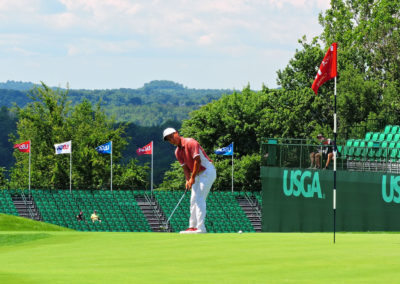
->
[[179, 228, 196, 234]]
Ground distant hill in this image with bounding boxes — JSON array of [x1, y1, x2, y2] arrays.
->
[[0, 80, 232, 126], [0, 80, 38, 91]]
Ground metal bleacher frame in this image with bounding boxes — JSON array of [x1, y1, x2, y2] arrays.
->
[[261, 135, 400, 174]]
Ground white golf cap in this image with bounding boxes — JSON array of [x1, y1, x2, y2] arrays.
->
[[163, 128, 177, 140]]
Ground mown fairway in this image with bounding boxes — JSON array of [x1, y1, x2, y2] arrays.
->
[[1, 230, 400, 284]]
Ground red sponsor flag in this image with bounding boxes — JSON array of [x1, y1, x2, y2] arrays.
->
[[14, 141, 30, 153], [311, 43, 337, 95], [136, 142, 152, 155]]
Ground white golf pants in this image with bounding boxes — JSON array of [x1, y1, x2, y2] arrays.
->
[[189, 165, 216, 232]]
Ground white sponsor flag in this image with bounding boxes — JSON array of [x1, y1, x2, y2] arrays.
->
[[54, 141, 72, 154]]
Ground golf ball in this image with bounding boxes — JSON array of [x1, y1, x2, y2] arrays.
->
[[238, 230, 243, 234]]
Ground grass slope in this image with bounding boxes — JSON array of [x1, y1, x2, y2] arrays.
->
[[0, 232, 399, 283], [0, 214, 73, 232]]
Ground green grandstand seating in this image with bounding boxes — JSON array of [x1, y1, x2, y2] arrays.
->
[[253, 191, 262, 206], [340, 139, 353, 159], [0, 190, 18, 216], [389, 142, 400, 162], [353, 140, 366, 161], [371, 132, 380, 141], [364, 132, 373, 141], [207, 191, 254, 233], [367, 141, 380, 161], [378, 133, 386, 142], [154, 190, 190, 232], [395, 143, 400, 160], [388, 142, 397, 161], [347, 139, 361, 160], [362, 141, 374, 161], [154, 190, 255, 233], [32, 189, 151, 232], [375, 141, 389, 162], [384, 125, 392, 135], [4, 189, 257, 234], [339, 125, 400, 167]]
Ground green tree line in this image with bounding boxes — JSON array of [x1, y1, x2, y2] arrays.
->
[[0, 80, 230, 126], [0, 104, 180, 188], [9, 84, 150, 190]]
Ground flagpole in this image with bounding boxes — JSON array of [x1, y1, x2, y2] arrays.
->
[[151, 141, 154, 193], [70, 149, 72, 193], [333, 76, 337, 243], [111, 141, 113, 192], [231, 142, 234, 193], [28, 140, 31, 197]]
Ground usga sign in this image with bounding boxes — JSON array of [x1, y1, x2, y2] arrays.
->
[[282, 170, 324, 199]]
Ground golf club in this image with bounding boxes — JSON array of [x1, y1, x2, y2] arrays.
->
[[160, 189, 187, 231]]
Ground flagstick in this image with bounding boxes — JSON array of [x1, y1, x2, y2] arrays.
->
[[333, 76, 337, 244], [70, 150, 72, 193], [111, 141, 113, 192], [28, 140, 31, 197], [151, 141, 154, 193], [231, 142, 234, 193]]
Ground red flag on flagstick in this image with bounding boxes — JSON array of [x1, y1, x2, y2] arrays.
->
[[136, 142, 152, 156], [13, 141, 30, 153], [311, 42, 337, 94]]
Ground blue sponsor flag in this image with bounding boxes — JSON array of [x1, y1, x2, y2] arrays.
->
[[215, 143, 233, 156], [96, 141, 112, 154]]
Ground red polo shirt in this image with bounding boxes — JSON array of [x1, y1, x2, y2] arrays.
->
[[175, 137, 213, 173]]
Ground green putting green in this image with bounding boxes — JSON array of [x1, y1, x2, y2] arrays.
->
[[0, 230, 399, 283]]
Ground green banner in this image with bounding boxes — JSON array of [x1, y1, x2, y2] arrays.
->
[[261, 167, 400, 232]]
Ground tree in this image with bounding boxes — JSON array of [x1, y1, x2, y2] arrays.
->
[[276, 36, 324, 91], [10, 83, 148, 190], [158, 161, 186, 191], [0, 167, 8, 188], [181, 86, 268, 157], [319, 0, 400, 136], [0, 106, 17, 169], [276, 0, 400, 139], [10, 84, 71, 188], [319, 0, 400, 83], [113, 159, 150, 189], [68, 100, 128, 189]]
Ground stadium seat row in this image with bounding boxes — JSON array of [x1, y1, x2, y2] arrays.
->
[[341, 139, 400, 162], [0, 189, 260, 233]]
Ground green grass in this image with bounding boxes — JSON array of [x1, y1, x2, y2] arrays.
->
[[0, 214, 73, 231], [0, 230, 400, 283]]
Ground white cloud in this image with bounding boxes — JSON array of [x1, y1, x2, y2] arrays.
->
[[197, 33, 215, 46], [0, 0, 40, 12], [66, 38, 140, 56], [268, 0, 330, 9], [0, 0, 332, 89]]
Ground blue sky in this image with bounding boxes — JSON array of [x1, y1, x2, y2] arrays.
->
[[0, 0, 330, 90]]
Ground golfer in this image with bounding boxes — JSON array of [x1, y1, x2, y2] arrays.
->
[[163, 128, 216, 234]]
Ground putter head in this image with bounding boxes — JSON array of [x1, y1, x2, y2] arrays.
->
[[160, 224, 169, 231]]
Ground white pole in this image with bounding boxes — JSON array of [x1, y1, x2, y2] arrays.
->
[[231, 142, 234, 193], [111, 141, 113, 192], [29, 140, 31, 195], [151, 141, 154, 192], [70, 150, 72, 193], [333, 76, 337, 243]]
